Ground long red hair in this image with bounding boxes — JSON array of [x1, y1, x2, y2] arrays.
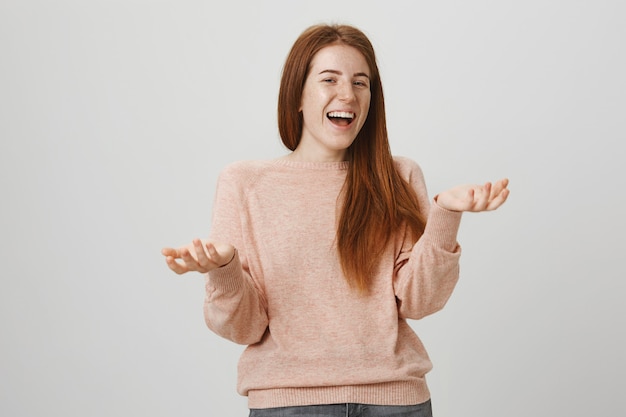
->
[[278, 24, 426, 293]]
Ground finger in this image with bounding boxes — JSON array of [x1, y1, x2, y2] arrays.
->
[[487, 187, 510, 210], [474, 182, 491, 211], [490, 178, 509, 200], [205, 242, 225, 266], [205, 242, 218, 258], [193, 239, 211, 266], [165, 256, 189, 275], [180, 248, 202, 271], [161, 247, 179, 258]]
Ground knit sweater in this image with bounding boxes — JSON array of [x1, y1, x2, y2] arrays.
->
[[204, 156, 462, 409]]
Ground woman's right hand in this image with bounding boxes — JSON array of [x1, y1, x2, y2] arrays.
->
[[161, 239, 235, 275]]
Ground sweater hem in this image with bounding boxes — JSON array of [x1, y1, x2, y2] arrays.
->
[[247, 380, 430, 409]]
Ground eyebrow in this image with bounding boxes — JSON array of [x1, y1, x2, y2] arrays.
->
[[318, 69, 370, 79]]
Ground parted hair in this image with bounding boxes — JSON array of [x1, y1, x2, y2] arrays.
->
[[278, 24, 426, 293]]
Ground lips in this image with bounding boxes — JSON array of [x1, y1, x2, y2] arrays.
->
[[327, 111, 355, 126]]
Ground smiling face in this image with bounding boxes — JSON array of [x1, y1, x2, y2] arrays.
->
[[293, 44, 371, 162]]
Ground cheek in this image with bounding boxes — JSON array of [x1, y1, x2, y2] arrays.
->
[[299, 89, 315, 113], [300, 89, 328, 115], [361, 96, 372, 118]]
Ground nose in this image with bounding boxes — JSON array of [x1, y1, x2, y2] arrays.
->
[[338, 81, 355, 102]]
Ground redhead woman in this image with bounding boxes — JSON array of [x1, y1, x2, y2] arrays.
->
[[162, 24, 509, 417]]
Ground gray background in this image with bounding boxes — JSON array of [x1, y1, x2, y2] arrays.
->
[[1, 1, 624, 416]]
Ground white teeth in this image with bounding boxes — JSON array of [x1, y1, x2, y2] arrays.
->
[[327, 111, 354, 119]]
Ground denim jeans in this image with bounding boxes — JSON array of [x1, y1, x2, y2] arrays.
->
[[248, 400, 432, 417]]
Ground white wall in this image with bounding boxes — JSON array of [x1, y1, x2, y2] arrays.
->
[[1, 1, 624, 416]]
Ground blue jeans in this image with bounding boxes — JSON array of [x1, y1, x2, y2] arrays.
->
[[248, 400, 432, 416]]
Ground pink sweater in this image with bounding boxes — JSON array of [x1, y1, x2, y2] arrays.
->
[[204, 156, 462, 409]]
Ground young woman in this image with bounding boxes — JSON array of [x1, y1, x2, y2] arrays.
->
[[162, 24, 509, 417]]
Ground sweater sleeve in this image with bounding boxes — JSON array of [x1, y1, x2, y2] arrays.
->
[[392, 159, 463, 320], [203, 163, 269, 345]]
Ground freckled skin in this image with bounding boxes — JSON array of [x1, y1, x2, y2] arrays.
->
[[294, 44, 372, 162]]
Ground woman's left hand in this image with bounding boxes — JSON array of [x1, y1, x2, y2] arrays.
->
[[435, 178, 510, 212]]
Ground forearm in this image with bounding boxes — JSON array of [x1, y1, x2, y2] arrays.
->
[[204, 250, 269, 345], [394, 203, 463, 319]]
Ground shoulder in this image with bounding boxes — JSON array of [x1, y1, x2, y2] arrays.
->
[[392, 155, 431, 208], [217, 160, 273, 186], [392, 155, 425, 183]]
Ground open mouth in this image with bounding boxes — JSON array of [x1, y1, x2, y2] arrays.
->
[[327, 111, 355, 126]]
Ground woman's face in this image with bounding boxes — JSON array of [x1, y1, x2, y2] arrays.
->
[[295, 44, 371, 162]]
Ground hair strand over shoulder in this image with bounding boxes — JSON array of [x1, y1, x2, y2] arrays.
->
[[278, 24, 426, 293]]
